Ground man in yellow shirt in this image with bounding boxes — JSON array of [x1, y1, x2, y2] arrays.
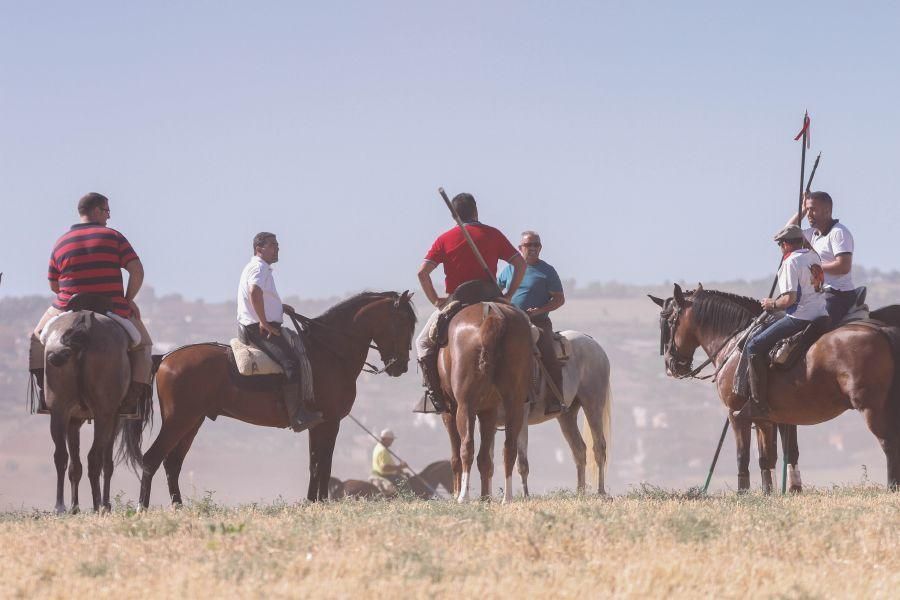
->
[[370, 429, 408, 496]]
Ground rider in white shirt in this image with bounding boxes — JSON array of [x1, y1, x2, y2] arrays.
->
[[735, 225, 827, 421]]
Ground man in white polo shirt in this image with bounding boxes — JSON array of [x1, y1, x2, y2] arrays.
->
[[786, 191, 856, 325], [237, 232, 323, 433]]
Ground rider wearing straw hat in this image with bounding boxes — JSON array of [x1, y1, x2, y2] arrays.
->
[[370, 429, 408, 495]]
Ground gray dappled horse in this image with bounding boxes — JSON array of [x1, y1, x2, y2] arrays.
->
[[500, 330, 612, 496], [43, 311, 131, 513]]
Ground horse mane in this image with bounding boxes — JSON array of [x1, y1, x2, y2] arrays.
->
[[316, 291, 417, 325], [689, 289, 763, 337]]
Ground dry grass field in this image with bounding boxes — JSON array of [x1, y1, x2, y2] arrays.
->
[[1, 486, 898, 599]]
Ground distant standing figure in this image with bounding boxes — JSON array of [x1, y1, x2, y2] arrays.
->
[[370, 429, 408, 495], [498, 230, 566, 414]]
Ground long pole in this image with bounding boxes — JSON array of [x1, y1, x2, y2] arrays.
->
[[702, 418, 730, 493]]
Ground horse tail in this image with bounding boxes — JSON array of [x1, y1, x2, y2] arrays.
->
[[116, 354, 162, 475], [477, 304, 507, 375], [600, 376, 613, 484]]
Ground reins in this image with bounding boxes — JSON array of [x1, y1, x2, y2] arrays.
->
[[286, 310, 396, 376]]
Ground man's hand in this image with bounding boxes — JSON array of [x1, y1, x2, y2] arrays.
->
[[128, 299, 141, 319], [259, 321, 281, 338], [434, 297, 449, 309], [526, 307, 543, 317], [760, 298, 776, 312], [399, 461, 409, 470], [282, 303, 295, 315]]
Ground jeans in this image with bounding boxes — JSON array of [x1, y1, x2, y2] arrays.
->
[[745, 315, 809, 358], [240, 322, 300, 381], [826, 289, 857, 326]]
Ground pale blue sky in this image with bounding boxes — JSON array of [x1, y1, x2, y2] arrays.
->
[[2, 2, 899, 300]]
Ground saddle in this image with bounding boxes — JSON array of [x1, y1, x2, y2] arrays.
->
[[770, 287, 870, 370], [65, 293, 113, 314], [428, 279, 503, 347], [229, 328, 304, 377]]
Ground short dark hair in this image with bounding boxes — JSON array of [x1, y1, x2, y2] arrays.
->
[[253, 232, 276, 252], [77, 192, 109, 216], [807, 191, 833, 209], [452, 193, 477, 222]]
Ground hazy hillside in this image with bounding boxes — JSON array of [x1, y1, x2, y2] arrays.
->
[[2, 268, 900, 509]]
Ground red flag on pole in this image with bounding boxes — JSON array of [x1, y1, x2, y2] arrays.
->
[[794, 111, 811, 148]]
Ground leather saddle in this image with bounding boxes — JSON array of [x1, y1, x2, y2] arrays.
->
[[770, 286, 869, 369], [429, 279, 503, 348], [65, 293, 114, 314]]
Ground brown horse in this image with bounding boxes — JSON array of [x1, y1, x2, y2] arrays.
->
[[656, 284, 900, 488], [43, 311, 132, 512], [329, 460, 454, 499], [438, 301, 533, 503], [651, 292, 801, 493], [123, 291, 417, 507]]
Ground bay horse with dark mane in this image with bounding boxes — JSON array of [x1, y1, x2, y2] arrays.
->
[[439, 301, 533, 503], [654, 283, 900, 488], [122, 291, 417, 507], [651, 291, 799, 493]]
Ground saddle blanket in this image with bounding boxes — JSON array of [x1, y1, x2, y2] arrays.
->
[[229, 327, 307, 376], [40, 311, 141, 349]]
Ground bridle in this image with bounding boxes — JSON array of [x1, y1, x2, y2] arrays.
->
[[287, 308, 409, 376], [660, 298, 746, 381]]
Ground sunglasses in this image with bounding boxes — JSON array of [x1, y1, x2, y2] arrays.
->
[[521, 243, 542, 248]]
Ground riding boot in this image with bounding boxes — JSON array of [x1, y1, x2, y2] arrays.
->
[[735, 355, 771, 421], [29, 368, 49, 414], [120, 382, 151, 420], [535, 322, 564, 415], [283, 381, 324, 433], [413, 355, 448, 414]]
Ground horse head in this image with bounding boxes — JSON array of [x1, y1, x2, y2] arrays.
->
[[370, 290, 417, 377], [649, 283, 701, 377]]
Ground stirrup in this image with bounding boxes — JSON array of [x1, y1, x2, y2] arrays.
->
[[733, 399, 770, 422]]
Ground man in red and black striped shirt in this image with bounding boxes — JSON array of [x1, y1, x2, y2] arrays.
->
[[29, 192, 153, 417]]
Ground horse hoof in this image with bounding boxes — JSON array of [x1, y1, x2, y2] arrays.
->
[[69, 506, 80, 515], [789, 486, 803, 494], [55, 504, 66, 515]]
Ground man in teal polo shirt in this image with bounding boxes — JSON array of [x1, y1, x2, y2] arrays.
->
[[498, 230, 566, 414]]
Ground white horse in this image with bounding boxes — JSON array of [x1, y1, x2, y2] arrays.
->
[[502, 330, 612, 496]]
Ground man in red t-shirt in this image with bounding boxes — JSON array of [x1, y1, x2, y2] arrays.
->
[[414, 192, 526, 412], [29, 192, 153, 417]]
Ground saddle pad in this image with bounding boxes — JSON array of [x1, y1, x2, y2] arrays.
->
[[39, 311, 141, 349], [229, 338, 284, 376], [553, 333, 573, 361]]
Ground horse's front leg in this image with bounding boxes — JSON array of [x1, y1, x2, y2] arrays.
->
[[516, 408, 531, 497], [477, 409, 498, 500], [757, 421, 778, 495], [730, 414, 751, 492], [66, 420, 83, 514], [307, 419, 339, 502], [779, 424, 802, 493], [50, 411, 69, 514]]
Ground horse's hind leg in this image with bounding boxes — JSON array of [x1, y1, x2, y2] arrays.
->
[[756, 421, 778, 495], [50, 412, 69, 514], [581, 395, 609, 495], [164, 420, 203, 506], [516, 412, 530, 497], [557, 403, 587, 493], [477, 410, 498, 500], [455, 403, 476, 503], [441, 412, 462, 496], [780, 424, 802, 493], [102, 434, 115, 511], [87, 417, 116, 512], [140, 417, 202, 508], [66, 420, 83, 514]]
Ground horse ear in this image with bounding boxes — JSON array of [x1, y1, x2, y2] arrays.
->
[[673, 283, 685, 307], [697, 282, 704, 292], [648, 294, 665, 307], [396, 290, 412, 308]]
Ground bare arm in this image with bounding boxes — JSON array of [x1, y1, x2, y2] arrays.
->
[[821, 253, 852, 276], [417, 261, 447, 308], [527, 290, 566, 318], [503, 254, 527, 300], [762, 291, 798, 312], [124, 259, 144, 301], [250, 284, 279, 336]]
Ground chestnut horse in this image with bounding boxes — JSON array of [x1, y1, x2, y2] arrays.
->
[[328, 460, 454, 499], [656, 284, 900, 488], [122, 291, 417, 507], [438, 301, 533, 503], [651, 292, 800, 493]]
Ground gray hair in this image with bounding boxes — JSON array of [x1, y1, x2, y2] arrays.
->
[[252, 231, 277, 252], [520, 230, 541, 241]]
